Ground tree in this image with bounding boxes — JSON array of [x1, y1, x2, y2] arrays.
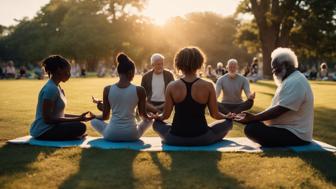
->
[[236, 0, 336, 78]]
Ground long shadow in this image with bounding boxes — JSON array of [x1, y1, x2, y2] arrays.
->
[[262, 151, 336, 185], [60, 149, 138, 189], [0, 143, 56, 187], [150, 151, 245, 188]]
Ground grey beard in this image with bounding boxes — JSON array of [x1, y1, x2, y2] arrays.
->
[[273, 74, 282, 87], [273, 68, 287, 87]]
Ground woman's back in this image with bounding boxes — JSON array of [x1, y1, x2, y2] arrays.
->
[[108, 84, 138, 128], [170, 78, 210, 137]]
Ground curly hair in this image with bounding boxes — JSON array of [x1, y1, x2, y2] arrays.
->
[[174, 47, 206, 74]]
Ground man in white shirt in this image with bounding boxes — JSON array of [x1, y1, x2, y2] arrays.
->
[[234, 48, 314, 147], [141, 53, 174, 112], [216, 59, 255, 114]]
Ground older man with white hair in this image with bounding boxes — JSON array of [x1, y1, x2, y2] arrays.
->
[[141, 53, 174, 112], [234, 47, 314, 147], [215, 59, 255, 114]]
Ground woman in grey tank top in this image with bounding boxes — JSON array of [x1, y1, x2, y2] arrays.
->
[[91, 53, 154, 141]]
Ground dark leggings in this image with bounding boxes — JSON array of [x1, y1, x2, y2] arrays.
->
[[153, 120, 233, 146], [218, 99, 254, 114], [36, 122, 86, 141], [244, 121, 310, 147]]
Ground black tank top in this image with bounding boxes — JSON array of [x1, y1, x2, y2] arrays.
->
[[170, 78, 209, 137]]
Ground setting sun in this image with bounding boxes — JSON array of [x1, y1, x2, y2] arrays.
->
[[142, 0, 239, 25]]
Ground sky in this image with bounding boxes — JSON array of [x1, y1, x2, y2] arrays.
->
[[0, 0, 241, 26]]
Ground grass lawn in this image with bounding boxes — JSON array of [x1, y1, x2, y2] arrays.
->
[[0, 76, 335, 188]]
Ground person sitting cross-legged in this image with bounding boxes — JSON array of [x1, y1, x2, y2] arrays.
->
[[90, 53, 154, 141], [216, 59, 255, 114], [30, 55, 93, 141], [141, 53, 174, 113], [152, 47, 234, 146], [234, 48, 314, 147]]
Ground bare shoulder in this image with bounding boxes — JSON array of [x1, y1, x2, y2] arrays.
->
[[103, 85, 111, 93], [136, 85, 146, 93], [197, 78, 214, 89]]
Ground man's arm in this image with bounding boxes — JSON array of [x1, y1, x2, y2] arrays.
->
[[234, 105, 290, 124]]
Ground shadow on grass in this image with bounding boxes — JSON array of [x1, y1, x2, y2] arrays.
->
[[0, 143, 56, 187], [60, 149, 138, 189], [60, 149, 244, 189], [262, 151, 336, 185], [150, 152, 244, 188]]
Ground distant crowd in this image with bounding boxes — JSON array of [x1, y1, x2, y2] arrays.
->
[[1, 58, 336, 81]]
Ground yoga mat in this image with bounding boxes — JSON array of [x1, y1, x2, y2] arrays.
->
[[8, 136, 336, 153]]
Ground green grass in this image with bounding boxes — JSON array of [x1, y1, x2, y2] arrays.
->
[[0, 76, 335, 188]]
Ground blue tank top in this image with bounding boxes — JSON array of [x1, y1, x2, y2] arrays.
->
[[170, 78, 209, 137]]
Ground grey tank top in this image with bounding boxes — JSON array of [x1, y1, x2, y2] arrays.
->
[[108, 84, 138, 129]]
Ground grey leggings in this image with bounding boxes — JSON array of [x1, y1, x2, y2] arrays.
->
[[91, 118, 153, 141], [153, 120, 233, 146], [218, 99, 254, 114]]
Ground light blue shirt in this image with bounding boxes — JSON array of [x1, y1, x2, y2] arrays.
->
[[30, 79, 67, 137]]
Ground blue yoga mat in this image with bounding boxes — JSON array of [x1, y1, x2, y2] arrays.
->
[[8, 136, 336, 152]]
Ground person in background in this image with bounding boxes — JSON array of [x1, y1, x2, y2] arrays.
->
[[0, 63, 5, 79], [80, 64, 87, 77], [17, 65, 28, 79], [319, 62, 329, 80], [309, 65, 318, 80], [205, 64, 217, 83], [215, 62, 227, 77], [332, 64, 336, 81], [97, 62, 107, 78], [216, 59, 255, 114], [247, 57, 259, 82], [5, 61, 16, 79], [141, 53, 174, 113]]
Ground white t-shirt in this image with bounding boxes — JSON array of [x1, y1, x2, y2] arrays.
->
[[264, 71, 314, 142], [151, 73, 165, 102]]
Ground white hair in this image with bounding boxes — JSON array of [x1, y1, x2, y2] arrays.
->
[[150, 53, 164, 65], [271, 47, 298, 68], [226, 59, 238, 66], [217, 62, 223, 68]]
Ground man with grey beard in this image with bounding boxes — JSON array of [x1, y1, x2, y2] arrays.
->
[[234, 47, 314, 147], [215, 59, 255, 114]]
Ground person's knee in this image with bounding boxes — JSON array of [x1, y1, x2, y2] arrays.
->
[[78, 122, 86, 135], [225, 119, 233, 129], [244, 123, 258, 139], [246, 99, 254, 109], [152, 120, 161, 132]]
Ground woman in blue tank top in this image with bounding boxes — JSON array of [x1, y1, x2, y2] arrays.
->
[[153, 47, 234, 146], [30, 55, 94, 140]]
